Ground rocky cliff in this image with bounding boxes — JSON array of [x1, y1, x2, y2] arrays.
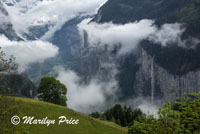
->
[[79, 34, 200, 104], [134, 47, 200, 103]]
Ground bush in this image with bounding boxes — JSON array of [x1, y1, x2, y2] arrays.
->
[[128, 93, 200, 134]]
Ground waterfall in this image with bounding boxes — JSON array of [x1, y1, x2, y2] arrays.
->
[[151, 57, 155, 104]]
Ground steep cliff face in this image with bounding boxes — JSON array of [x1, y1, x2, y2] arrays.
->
[[133, 47, 200, 103], [78, 45, 117, 83], [79, 34, 200, 103], [77, 30, 200, 104]]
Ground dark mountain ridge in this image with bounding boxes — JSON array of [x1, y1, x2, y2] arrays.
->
[[93, 0, 200, 38]]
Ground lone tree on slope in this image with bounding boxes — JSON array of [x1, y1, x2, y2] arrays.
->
[[37, 76, 67, 106]]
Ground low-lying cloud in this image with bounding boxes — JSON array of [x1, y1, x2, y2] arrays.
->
[[148, 23, 185, 46], [125, 97, 161, 117], [78, 19, 188, 55], [56, 66, 118, 113], [78, 19, 157, 55], [0, 35, 58, 72]]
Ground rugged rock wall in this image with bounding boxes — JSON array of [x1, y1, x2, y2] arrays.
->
[[0, 73, 37, 98], [134, 47, 200, 103], [80, 25, 200, 104]]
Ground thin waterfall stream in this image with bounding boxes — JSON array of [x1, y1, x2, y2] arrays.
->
[[151, 57, 155, 104]]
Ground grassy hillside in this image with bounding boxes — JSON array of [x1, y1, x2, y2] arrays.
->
[[11, 97, 127, 134]]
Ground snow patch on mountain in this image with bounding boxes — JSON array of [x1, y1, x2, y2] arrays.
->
[[2, 0, 108, 40]]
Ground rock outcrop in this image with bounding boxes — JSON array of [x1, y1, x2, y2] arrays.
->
[[0, 73, 37, 98]]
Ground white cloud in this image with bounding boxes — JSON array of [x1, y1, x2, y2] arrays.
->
[[3, 0, 108, 39], [0, 35, 58, 72], [78, 19, 157, 55], [78, 19, 188, 55], [125, 97, 160, 117], [0, 13, 10, 26], [56, 66, 118, 113], [148, 23, 185, 46], [137, 101, 158, 117]]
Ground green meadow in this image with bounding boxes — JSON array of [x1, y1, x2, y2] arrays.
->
[[11, 97, 127, 134]]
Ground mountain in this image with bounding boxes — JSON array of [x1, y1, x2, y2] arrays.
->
[[2, 0, 54, 40], [51, 17, 84, 62], [2, 0, 200, 110], [0, 1, 21, 40], [80, 0, 200, 103], [2, 0, 19, 6], [93, 0, 200, 38], [3, 96, 127, 134]]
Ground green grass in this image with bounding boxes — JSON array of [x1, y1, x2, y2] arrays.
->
[[13, 97, 127, 134]]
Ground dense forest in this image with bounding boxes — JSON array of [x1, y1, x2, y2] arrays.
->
[[90, 104, 143, 127]]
